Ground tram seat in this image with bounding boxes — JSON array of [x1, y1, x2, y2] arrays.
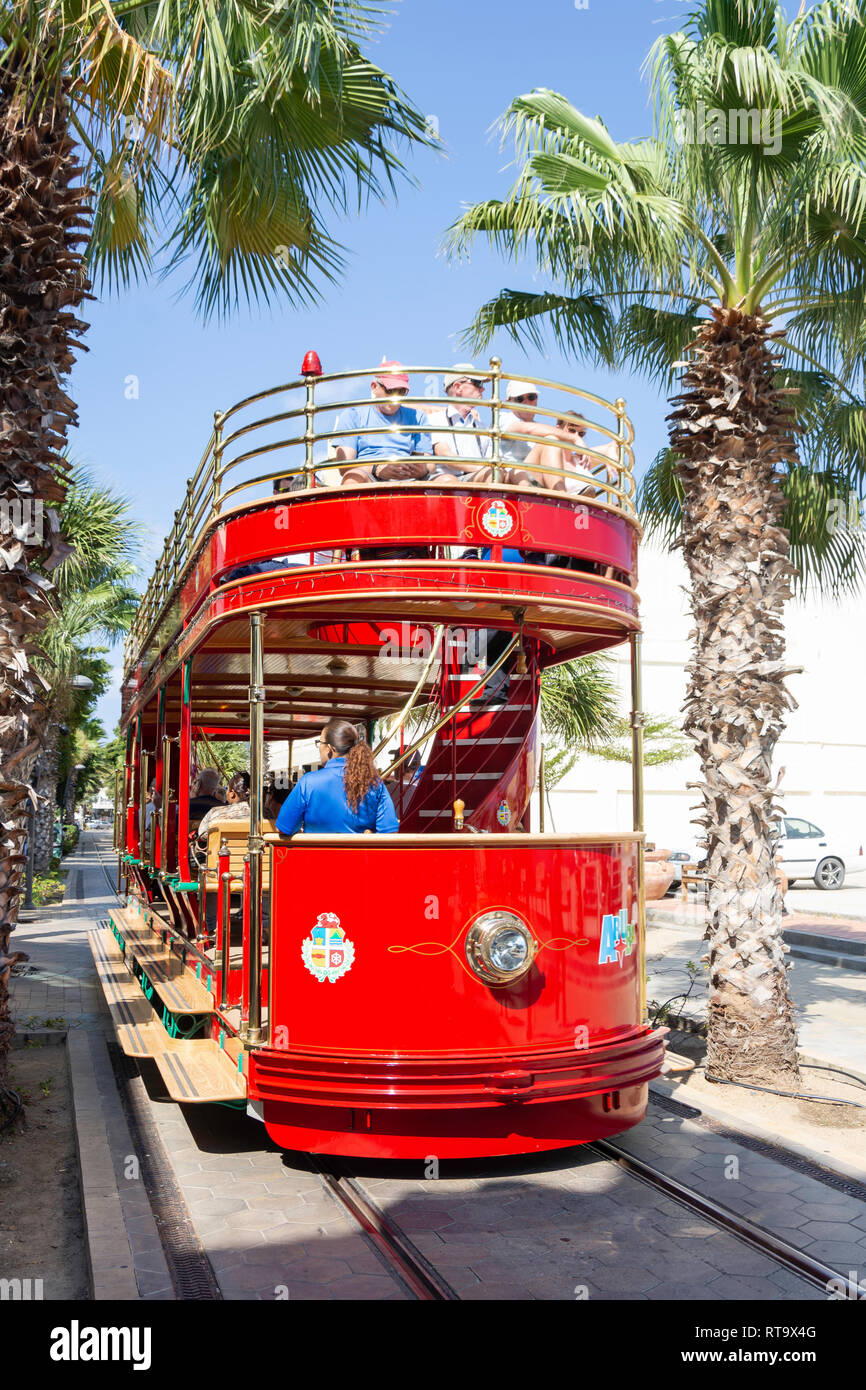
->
[[205, 818, 276, 885], [203, 820, 276, 942]]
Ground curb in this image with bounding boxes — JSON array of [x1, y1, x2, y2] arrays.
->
[[67, 1030, 140, 1301], [649, 1076, 866, 1184], [11, 1027, 67, 1050]]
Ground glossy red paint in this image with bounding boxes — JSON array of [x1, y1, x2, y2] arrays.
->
[[248, 835, 663, 1158], [179, 488, 638, 622]]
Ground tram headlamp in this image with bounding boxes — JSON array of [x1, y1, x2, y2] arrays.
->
[[465, 911, 537, 985]]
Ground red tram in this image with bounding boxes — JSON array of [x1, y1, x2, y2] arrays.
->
[[95, 359, 666, 1159]]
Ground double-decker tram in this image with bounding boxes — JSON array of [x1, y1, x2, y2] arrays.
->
[[95, 357, 666, 1159]]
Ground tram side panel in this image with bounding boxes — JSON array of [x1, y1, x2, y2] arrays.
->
[[249, 838, 665, 1159]]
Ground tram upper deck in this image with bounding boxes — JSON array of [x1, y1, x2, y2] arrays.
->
[[121, 359, 639, 737]]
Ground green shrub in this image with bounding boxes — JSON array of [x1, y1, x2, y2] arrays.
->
[[32, 872, 67, 906], [61, 824, 79, 856]]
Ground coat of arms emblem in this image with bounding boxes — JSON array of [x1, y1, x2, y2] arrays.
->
[[480, 500, 516, 540], [496, 800, 511, 827], [302, 912, 355, 983]]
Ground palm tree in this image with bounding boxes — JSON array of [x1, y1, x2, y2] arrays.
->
[[0, 0, 429, 1060], [448, 0, 866, 1085], [27, 467, 140, 871]]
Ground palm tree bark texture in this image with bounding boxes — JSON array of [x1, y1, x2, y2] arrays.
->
[[670, 307, 800, 1085], [0, 58, 89, 1064]]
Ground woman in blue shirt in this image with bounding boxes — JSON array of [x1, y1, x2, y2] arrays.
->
[[275, 719, 399, 836]]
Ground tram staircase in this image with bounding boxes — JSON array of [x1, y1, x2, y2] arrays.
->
[[398, 662, 540, 833], [88, 906, 246, 1104]]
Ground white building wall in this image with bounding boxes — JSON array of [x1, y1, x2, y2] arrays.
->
[[547, 546, 866, 850]]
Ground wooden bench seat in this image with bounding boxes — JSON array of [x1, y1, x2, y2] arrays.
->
[[681, 863, 710, 900]]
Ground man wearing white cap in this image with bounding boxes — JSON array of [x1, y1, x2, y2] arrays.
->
[[428, 365, 491, 478], [335, 361, 433, 484], [500, 379, 583, 488]]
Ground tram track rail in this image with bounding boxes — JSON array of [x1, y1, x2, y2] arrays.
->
[[313, 1158, 460, 1300], [590, 1139, 860, 1298]]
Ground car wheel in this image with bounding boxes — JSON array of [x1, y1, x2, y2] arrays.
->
[[814, 857, 845, 890]]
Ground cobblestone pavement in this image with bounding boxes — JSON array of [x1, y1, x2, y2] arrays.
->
[[348, 1105, 864, 1301], [138, 1080, 410, 1301]]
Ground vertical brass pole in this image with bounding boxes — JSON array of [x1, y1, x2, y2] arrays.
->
[[211, 410, 224, 519], [615, 397, 627, 502], [160, 734, 171, 873], [539, 741, 546, 834], [630, 631, 647, 1022], [489, 356, 502, 483], [245, 612, 265, 1044], [139, 751, 150, 866], [304, 378, 316, 488], [113, 767, 123, 892]]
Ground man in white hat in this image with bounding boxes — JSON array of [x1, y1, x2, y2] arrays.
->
[[500, 379, 584, 488], [335, 361, 433, 484]]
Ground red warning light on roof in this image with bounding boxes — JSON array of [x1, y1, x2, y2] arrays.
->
[[301, 350, 323, 377]]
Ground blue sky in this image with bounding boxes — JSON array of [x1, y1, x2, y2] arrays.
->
[[70, 0, 699, 730]]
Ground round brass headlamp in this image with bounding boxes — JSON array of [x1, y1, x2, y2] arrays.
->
[[465, 911, 538, 985]]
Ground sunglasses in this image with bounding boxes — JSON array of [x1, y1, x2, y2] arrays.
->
[[511, 393, 538, 403], [453, 377, 486, 388], [376, 384, 409, 395]]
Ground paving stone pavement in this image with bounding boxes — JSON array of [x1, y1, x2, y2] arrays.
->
[[646, 911, 866, 1072], [137, 1088, 409, 1301], [350, 1142, 828, 1301]]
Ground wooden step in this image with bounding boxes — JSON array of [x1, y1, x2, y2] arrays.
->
[[152, 1039, 246, 1103], [88, 929, 175, 1060], [110, 909, 213, 1016], [131, 944, 214, 1017], [89, 929, 246, 1102]]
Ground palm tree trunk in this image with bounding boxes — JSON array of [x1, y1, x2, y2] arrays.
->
[[670, 307, 800, 1087], [0, 53, 89, 1069], [33, 719, 62, 874]]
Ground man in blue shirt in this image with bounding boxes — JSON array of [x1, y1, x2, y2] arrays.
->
[[275, 722, 399, 835], [334, 361, 433, 484]]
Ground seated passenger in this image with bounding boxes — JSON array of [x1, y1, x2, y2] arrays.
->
[[189, 767, 223, 822], [334, 361, 432, 484], [197, 771, 251, 845], [430, 366, 534, 487], [276, 719, 398, 835], [500, 381, 587, 489], [557, 412, 620, 497]]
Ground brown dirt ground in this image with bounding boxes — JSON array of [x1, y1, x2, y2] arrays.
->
[[0, 1045, 88, 1300]]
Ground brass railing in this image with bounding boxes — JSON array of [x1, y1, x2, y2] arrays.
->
[[123, 360, 636, 676]]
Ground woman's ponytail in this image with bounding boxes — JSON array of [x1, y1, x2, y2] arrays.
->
[[322, 718, 381, 811]]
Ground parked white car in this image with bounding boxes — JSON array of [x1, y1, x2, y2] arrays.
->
[[661, 821, 865, 893], [777, 816, 865, 890]]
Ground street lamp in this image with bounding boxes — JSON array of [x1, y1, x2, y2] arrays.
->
[[70, 675, 93, 691]]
